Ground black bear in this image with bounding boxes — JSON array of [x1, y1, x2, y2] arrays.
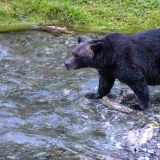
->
[[65, 29, 160, 110]]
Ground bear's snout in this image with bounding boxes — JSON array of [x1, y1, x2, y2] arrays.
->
[[64, 61, 69, 70], [64, 61, 72, 70], [65, 56, 78, 70]]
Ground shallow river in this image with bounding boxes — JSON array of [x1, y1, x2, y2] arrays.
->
[[0, 31, 159, 160]]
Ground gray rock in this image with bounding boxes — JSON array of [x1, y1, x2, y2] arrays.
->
[[33, 152, 51, 160], [6, 156, 16, 160], [138, 157, 150, 160]]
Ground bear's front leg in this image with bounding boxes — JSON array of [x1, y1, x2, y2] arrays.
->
[[86, 75, 115, 99]]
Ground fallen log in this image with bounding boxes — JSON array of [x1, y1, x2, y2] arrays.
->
[[0, 24, 73, 34], [33, 25, 73, 34], [101, 96, 148, 118]]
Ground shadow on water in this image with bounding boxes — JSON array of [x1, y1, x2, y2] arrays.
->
[[0, 31, 159, 160]]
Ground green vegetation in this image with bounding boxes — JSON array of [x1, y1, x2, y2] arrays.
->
[[0, 23, 33, 32], [0, 0, 160, 33]]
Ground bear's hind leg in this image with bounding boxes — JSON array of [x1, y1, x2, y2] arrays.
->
[[127, 79, 151, 110]]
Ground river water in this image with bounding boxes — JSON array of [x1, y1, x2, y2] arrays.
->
[[0, 31, 159, 160]]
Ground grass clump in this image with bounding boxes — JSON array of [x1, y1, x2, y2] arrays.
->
[[0, 0, 160, 33]]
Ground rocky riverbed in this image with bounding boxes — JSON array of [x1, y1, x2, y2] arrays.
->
[[0, 31, 159, 160]]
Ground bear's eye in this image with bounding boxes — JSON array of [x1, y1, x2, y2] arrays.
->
[[75, 54, 80, 58]]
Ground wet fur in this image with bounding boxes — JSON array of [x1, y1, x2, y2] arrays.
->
[[65, 29, 160, 110]]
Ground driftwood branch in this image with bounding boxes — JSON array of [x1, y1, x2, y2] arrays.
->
[[0, 24, 73, 34], [32, 25, 73, 34], [101, 96, 148, 118]]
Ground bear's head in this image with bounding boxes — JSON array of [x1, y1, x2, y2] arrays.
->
[[65, 36, 110, 70]]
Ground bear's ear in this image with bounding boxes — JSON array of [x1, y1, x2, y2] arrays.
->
[[77, 36, 88, 44], [91, 41, 104, 52]]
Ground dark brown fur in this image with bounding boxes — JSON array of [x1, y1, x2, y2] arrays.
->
[[65, 29, 160, 110]]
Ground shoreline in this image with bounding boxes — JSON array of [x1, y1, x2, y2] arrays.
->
[[0, 1, 159, 34]]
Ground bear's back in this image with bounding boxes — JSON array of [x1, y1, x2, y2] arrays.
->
[[105, 29, 160, 85], [132, 29, 160, 63], [133, 28, 160, 39], [131, 29, 160, 85]]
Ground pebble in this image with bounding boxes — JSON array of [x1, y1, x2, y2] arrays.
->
[[33, 152, 51, 160], [6, 156, 16, 160], [138, 157, 150, 160], [63, 89, 71, 96], [157, 143, 160, 149]]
